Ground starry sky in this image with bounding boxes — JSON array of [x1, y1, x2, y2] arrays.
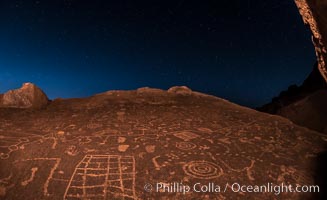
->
[[0, 0, 316, 107]]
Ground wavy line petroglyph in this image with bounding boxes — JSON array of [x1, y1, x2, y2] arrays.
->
[[12, 157, 61, 196], [21, 167, 38, 186]]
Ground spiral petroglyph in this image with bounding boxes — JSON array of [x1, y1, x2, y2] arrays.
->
[[183, 161, 223, 179]]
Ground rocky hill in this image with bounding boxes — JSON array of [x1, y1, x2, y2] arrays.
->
[[258, 63, 327, 134], [0, 83, 49, 109]]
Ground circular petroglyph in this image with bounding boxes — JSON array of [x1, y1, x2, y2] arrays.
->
[[19, 138, 29, 142], [8, 145, 18, 151], [183, 161, 223, 179], [0, 153, 9, 160], [176, 142, 196, 150]]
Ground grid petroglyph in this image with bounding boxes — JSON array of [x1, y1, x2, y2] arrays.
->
[[64, 155, 136, 200]]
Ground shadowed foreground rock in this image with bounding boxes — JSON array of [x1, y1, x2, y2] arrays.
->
[[0, 86, 326, 199], [0, 83, 49, 109], [258, 63, 327, 134]]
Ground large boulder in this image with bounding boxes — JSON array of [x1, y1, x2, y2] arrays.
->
[[0, 83, 49, 109], [295, 0, 327, 83]]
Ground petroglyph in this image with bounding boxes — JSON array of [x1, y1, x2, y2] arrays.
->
[[217, 137, 231, 144], [197, 127, 213, 134], [145, 145, 155, 153], [0, 173, 12, 184], [64, 155, 136, 199], [183, 161, 223, 179], [0, 133, 62, 159], [65, 145, 79, 156], [0, 153, 9, 160], [206, 152, 217, 161], [173, 131, 200, 141], [246, 160, 255, 181], [21, 167, 38, 186], [117, 111, 125, 122], [99, 135, 109, 145], [118, 137, 126, 143], [167, 153, 179, 159], [198, 145, 210, 150], [86, 122, 103, 129], [152, 156, 162, 170], [138, 152, 146, 159], [57, 131, 65, 136], [13, 157, 61, 196], [0, 173, 14, 197], [83, 148, 97, 153], [175, 142, 196, 150], [78, 136, 92, 145], [118, 144, 130, 152], [51, 137, 58, 149], [276, 165, 310, 184]]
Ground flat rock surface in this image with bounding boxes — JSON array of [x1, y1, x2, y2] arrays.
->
[[0, 89, 326, 199]]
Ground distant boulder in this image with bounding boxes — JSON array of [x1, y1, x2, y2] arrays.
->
[[136, 87, 165, 95], [0, 83, 49, 109], [167, 86, 192, 95]]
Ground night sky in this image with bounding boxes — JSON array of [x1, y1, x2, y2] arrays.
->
[[0, 0, 316, 107]]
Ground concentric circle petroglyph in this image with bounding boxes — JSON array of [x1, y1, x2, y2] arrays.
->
[[183, 161, 223, 179], [176, 142, 196, 150]]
